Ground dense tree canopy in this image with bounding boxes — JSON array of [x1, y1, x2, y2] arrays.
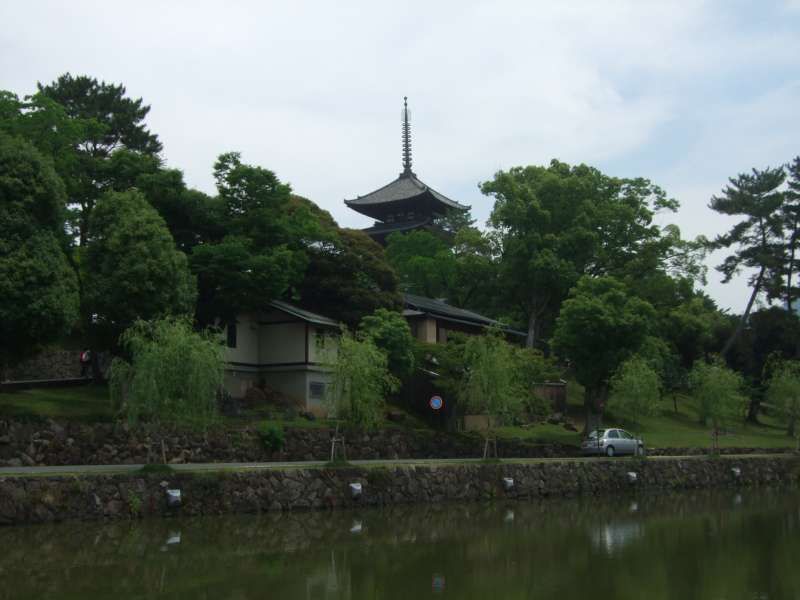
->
[[295, 228, 402, 327], [385, 227, 496, 310], [83, 190, 196, 348], [36, 73, 163, 246], [483, 160, 685, 348], [191, 153, 320, 325], [358, 308, 415, 379], [552, 276, 655, 431], [0, 133, 79, 369]]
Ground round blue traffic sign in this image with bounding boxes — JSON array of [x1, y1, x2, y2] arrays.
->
[[429, 395, 443, 410]]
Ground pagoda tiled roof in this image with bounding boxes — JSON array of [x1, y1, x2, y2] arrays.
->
[[345, 171, 469, 212], [403, 293, 525, 337]]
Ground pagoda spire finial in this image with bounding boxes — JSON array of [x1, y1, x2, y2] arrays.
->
[[402, 96, 413, 176]]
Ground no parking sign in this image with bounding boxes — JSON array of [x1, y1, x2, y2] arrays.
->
[[429, 395, 443, 411]]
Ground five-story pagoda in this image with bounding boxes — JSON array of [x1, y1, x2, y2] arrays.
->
[[345, 97, 469, 245]]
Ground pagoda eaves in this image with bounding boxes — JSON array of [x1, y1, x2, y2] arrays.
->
[[344, 97, 469, 243]]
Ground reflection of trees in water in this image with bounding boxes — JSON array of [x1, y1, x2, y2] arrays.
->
[[0, 489, 799, 598]]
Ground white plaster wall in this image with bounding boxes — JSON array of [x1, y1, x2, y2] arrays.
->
[[308, 327, 338, 364], [259, 322, 306, 364], [224, 313, 260, 364]]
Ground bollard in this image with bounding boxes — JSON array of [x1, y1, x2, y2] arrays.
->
[[626, 472, 638, 484], [502, 477, 514, 491], [166, 489, 181, 508], [731, 467, 741, 478], [349, 482, 362, 499]]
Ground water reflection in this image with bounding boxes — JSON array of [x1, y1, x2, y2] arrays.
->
[[590, 520, 643, 555], [0, 489, 798, 599]]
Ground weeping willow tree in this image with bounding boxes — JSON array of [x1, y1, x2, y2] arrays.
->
[[109, 317, 224, 430], [326, 331, 398, 430], [324, 331, 399, 461], [461, 330, 525, 458]]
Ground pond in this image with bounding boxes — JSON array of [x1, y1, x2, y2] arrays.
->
[[0, 489, 798, 599]]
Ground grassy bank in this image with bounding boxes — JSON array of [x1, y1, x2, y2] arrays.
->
[[496, 386, 796, 450], [1, 383, 795, 452], [0, 385, 112, 422]]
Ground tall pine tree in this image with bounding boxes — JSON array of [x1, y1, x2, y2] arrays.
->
[[709, 166, 785, 356]]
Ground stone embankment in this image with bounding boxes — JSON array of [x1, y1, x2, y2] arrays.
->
[[0, 419, 793, 468], [0, 455, 796, 526], [0, 419, 576, 467]]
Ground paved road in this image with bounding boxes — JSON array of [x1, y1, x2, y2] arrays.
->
[[0, 453, 778, 477]]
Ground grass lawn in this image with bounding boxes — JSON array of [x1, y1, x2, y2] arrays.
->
[[2, 383, 796, 452], [0, 384, 113, 422], [496, 384, 797, 450]]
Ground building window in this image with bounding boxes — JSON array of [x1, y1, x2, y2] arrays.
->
[[309, 381, 326, 399], [226, 321, 237, 348]]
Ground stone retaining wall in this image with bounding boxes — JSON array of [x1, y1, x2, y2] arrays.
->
[[0, 456, 797, 526], [0, 420, 577, 467], [5, 350, 82, 382]]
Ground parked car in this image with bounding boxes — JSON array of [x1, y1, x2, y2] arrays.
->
[[581, 428, 645, 457]]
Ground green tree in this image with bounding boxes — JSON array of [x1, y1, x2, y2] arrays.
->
[[461, 331, 525, 457], [689, 357, 747, 451], [191, 153, 319, 325], [83, 190, 196, 349], [37, 73, 163, 246], [385, 227, 496, 310], [765, 360, 800, 438], [708, 166, 786, 355], [483, 160, 681, 349], [109, 318, 223, 430], [0, 132, 79, 372], [326, 332, 398, 431], [358, 308, 415, 379], [296, 228, 402, 327], [784, 157, 800, 313], [727, 307, 800, 422], [552, 276, 655, 432], [609, 356, 661, 436], [511, 346, 563, 420], [0, 90, 91, 190]]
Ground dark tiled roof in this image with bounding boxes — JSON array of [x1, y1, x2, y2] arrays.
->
[[345, 172, 469, 211], [361, 218, 431, 237], [402, 293, 525, 336], [268, 300, 340, 328]]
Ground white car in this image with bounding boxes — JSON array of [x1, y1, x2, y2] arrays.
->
[[581, 428, 645, 457]]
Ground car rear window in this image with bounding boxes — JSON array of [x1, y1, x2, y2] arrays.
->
[[607, 430, 619, 439]]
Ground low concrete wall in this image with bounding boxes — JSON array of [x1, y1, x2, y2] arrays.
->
[[0, 455, 796, 526]]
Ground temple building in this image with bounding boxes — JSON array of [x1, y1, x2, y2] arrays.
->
[[344, 98, 470, 245]]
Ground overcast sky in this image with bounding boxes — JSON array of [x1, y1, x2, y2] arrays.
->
[[2, 0, 799, 312]]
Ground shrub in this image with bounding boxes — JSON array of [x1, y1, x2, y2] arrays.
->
[[257, 423, 285, 452]]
